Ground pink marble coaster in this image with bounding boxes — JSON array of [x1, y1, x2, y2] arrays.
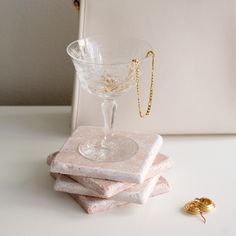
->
[[71, 153, 173, 198], [150, 176, 170, 197], [50, 126, 163, 183], [71, 176, 170, 214], [48, 166, 170, 214], [47, 152, 173, 198], [54, 174, 160, 204]]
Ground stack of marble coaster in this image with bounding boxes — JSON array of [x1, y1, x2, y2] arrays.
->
[[48, 126, 173, 214]]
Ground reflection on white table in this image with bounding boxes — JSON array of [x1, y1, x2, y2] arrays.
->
[[0, 107, 235, 236]]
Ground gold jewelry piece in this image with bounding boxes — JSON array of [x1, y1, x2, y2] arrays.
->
[[195, 197, 216, 212], [183, 197, 216, 224], [184, 201, 206, 224], [132, 50, 155, 118]]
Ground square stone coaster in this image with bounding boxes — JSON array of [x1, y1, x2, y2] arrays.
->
[[70, 153, 173, 198], [47, 153, 173, 198], [48, 168, 170, 214], [50, 126, 163, 183], [54, 173, 160, 204], [71, 176, 170, 214]]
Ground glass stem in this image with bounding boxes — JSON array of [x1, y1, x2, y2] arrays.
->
[[101, 98, 117, 145]]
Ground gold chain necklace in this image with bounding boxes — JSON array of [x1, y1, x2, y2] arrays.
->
[[132, 50, 155, 118]]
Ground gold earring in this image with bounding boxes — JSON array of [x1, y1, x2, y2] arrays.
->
[[195, 197, 216, 212], [183, 197, 216, 224], [184, 201, 206, 223]]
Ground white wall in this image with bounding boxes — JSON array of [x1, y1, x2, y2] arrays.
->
[[0, 0, 78, 105]]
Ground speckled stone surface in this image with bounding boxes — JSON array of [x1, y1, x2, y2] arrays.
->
[[150, 176, 170, 197], [50, 126, 163, 183], [71, 176, 170, 214], [47, 152, 173, 198], [70, 153, 173, 198], [54, 174, 160, 204], [48, 164, 170, 214], [71, 195, 126, 214]]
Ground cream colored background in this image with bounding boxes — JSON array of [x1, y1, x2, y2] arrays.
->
[[74, 0, 236, 134], [0, 0, 78, 105]]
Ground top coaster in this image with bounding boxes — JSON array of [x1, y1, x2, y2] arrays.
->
[[50, 126, 163, 183]]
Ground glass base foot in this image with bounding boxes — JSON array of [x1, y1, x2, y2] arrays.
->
[[78, 135, 138, 162]]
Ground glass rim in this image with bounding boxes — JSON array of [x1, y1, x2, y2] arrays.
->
[[66, 36, 153, 66]]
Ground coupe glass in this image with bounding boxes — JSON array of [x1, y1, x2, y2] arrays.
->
[[67, 36, 152, 162]]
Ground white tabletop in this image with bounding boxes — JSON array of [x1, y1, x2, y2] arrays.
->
[[0, 106, 235, 236]]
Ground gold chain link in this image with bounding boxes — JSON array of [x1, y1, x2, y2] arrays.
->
[[132, 50, 155, 118]]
